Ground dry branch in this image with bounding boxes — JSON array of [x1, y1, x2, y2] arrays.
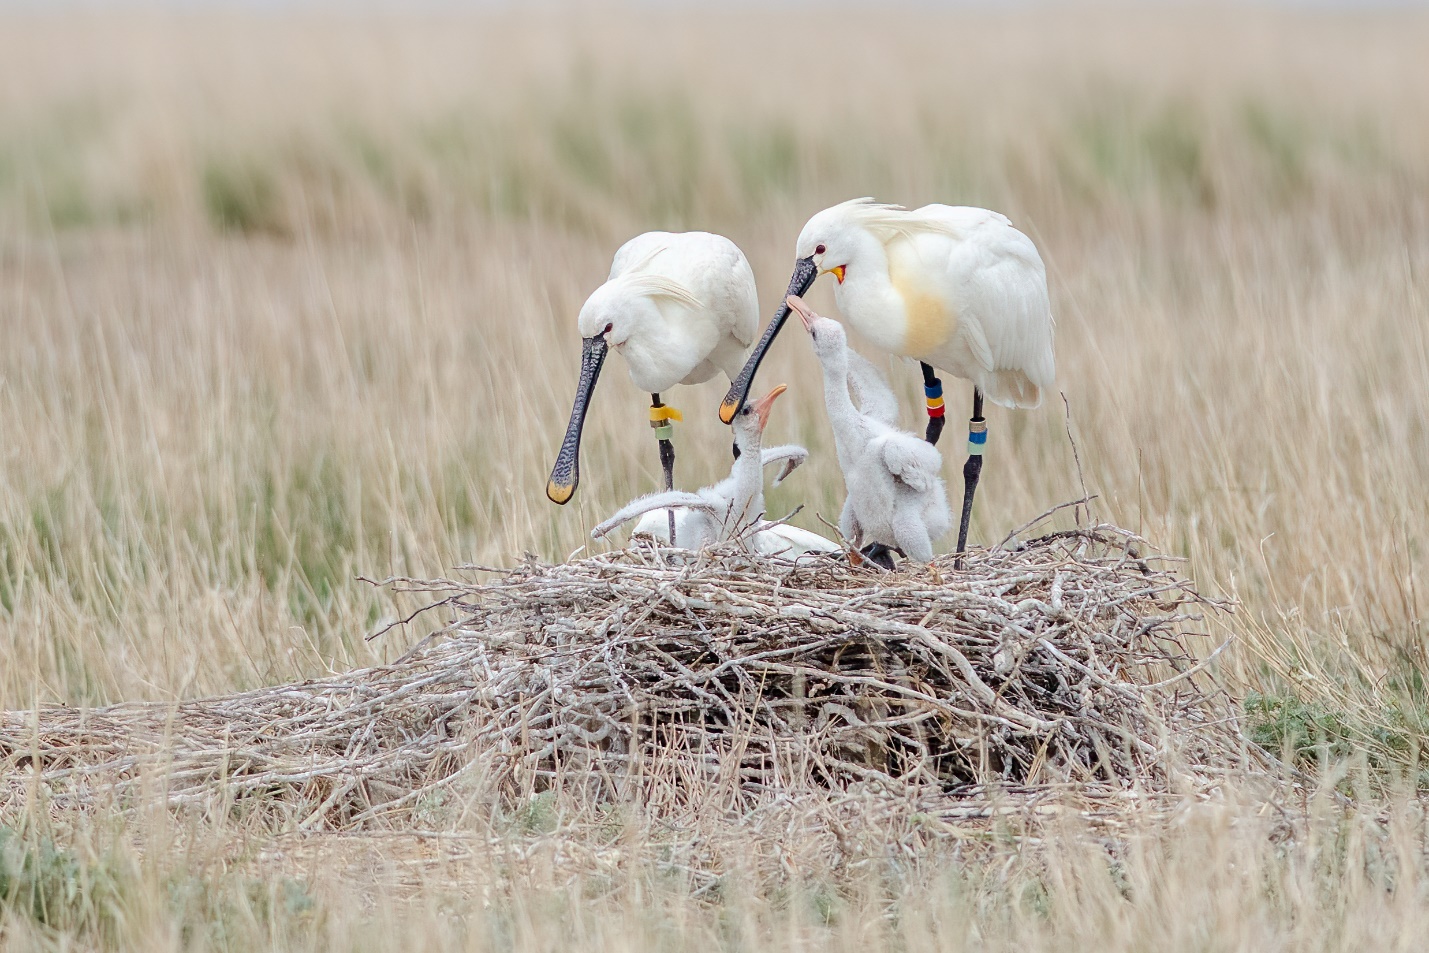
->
[[1, 522, 1246, 831]]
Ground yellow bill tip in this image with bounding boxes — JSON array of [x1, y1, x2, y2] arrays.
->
[[546, 481, 575, 505], [718, 399, 739, 425]]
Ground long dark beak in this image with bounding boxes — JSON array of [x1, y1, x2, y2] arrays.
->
[[719, 255, 818, 424], [546, 334, 608, 504]]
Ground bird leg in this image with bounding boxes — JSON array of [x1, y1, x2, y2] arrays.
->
[[892, 492, 936, 564], [954, 388, 986, 569], [921, 362, 946, 445], [861, 543, 898, 571], [650, 394, 681, 546]]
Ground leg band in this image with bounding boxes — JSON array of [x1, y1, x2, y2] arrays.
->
[[968, 419, 987, 456], [924, 378, 945, 418], [650, 404, 680, 443]]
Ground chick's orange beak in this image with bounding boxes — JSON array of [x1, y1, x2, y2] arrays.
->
[[750, 383, 787, 432], [786, 294, 817, 333]]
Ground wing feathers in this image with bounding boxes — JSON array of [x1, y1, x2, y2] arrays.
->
[[592, 491, 718, 539], [876, 435, 943, 492], [619, 273, 704, 310], [758, 445, 810, 486]]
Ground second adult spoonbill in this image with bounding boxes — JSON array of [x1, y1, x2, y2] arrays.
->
[[720, 199, 1055, 560], [788, 295, 952, 566], [593, 384, 842, 559], [546, 231, 759, 544]]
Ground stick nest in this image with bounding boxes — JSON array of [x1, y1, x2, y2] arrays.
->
[[2, 519, 1245, 830]]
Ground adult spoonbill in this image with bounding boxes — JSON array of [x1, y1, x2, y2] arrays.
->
[[789, 296, 951, 566], [546, 231, 759, 544], [593, 385, 842, 559], [720, 199, 1054, 558]]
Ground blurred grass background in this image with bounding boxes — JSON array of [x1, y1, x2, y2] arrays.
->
[[0, 5, 1427, 948], [2, 6, 1424, 733]]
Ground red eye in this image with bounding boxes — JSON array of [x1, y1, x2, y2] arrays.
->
[[603, 323, 613, 334], [815, 244, 826, 255]]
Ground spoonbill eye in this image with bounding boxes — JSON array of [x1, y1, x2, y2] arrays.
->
[[815, 244, 826, 255], [603, 323, 613, 334]]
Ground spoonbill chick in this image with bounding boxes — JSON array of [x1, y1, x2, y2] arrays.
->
[[627, 442, 832, 557], [547, 231, 758, 544], [721, 199, 1054, 560], [788, 295, 952, 566], [593, 385, 841, 559]]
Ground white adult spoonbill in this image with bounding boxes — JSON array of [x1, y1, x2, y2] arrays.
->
[[788, 296, 951, 566], [593, 385, 841, 559], [720, 199, 1054, 560], [547, 231, 759, 541]]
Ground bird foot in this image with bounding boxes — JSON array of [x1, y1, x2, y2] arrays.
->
[[860, 543, 898, 571]]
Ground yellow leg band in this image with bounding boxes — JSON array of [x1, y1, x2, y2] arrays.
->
[[649, 405, 683, 423]]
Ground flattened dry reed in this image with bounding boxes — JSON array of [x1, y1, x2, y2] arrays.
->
[[1, 516, 1246, 830]]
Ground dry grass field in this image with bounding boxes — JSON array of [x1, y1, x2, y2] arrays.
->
[[1, 4, 1428, 950]]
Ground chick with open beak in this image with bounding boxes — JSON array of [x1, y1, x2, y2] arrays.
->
[[787, 294, 952, 566], [592, 383, 839, 561]]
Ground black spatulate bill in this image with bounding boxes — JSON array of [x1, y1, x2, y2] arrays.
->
[[719, 256, 818, 424], [545, 335, 608, 504]]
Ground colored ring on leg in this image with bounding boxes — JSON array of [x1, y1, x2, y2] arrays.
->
[[653, 424, 674, 441], [968, 426, 987, 456]]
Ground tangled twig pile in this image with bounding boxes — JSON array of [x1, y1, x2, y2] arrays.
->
[[1, 516, 1246, 829]]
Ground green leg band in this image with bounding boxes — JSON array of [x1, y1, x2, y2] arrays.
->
[[968, 420, 987, 456]]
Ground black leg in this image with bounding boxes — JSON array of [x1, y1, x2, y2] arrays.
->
[[921, 362, 946, 445], [652, 394, 678, 545], [955, 389, 986, 569], [860, 542, 898, 570]]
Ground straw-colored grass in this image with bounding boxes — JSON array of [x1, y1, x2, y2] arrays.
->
[[2, 523, 1246, 828], [1, 5, 1427, 950]]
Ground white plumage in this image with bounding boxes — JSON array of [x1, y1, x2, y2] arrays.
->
[[794, 199, 1054, 409], [592, 386, 840, 560], [548, 230, 759, 508], [789, 296, 952, 564], [580, 232, 758, 393]]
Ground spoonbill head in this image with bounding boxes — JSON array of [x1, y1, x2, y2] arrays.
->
[[723, 199, 1054, 420], [735, 381, 787, 441], [593, 383, 811, 552], [793, 293, 850, 360], [723, 198, 1055, 563], [547, 231, 758, 507]]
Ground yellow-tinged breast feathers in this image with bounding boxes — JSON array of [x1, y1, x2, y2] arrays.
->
[[889, 281, 956, 356]]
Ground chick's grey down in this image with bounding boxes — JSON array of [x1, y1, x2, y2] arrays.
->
[[791, 296, 952, 563]]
